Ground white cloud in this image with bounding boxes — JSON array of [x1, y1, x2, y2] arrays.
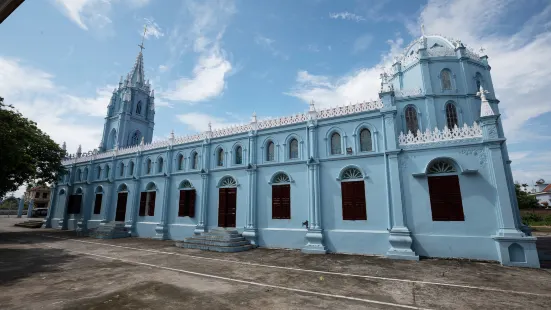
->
[[329, 12, 366, 22], [352, 34, 373, 54], [176, 112, 239, 132], [161, 0, 236, 103], [255, 34, 288, 60], [143, 17, 164, 39]]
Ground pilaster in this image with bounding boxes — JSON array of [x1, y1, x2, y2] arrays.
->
[[195, 172, 209, 235], [17, 197, 24, 218], [154, 148, 173, 240], [42, 186, 57, 228], [26, 199, 34, 219]]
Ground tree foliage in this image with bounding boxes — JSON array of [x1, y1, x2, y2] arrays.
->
[[0, 97, 66, 198], [515, 182, 540, 210]]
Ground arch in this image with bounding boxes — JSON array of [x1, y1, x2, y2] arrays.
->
[[105, 165, 111, 179], [475, 72, 484, 91], [75, 187, 83, 195], [176, 153, 185, 171], [215, 147, 225, 167], [190, 151, 199, 170], [233, 144, 243, 165], [269, 171, 293, 184], [117, 183, 129, 192], [354, 123, 377, 153], [404, 105, 420, 135], [145, 182, 157, 191], [337, 165, 366, 181], [96, 165, 102, 179], [83, 167, 89, 180], [130, 130, 141, 146], [508, 243, 526, 263], [178, 179, 194, 189], [145, 158, 152, 174], [217, 175, 238, 188], [445, 101, 459, 129], [289, 138, 299, 159], [119, 161, 125, 177], [136, 100, 142, 114], [76, 168, 82, 181], [128, 161, 135, 176], [157, 156, 164, 173], [266, 140, 275, 161], [424, 157, 462, 175], [59, 189, 66, 195], [330, 131, 342, 155], [108, 129, 117, 149], [440, 69, 452, 90], [94, 186, 103, 194], [359, 128, 372, 152]]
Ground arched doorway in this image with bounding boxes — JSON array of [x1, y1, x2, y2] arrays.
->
[[115, 184, 129, 222], [338, 166, 367, 220], [218, 176, 237, 227], [426, 159, 465, 221]]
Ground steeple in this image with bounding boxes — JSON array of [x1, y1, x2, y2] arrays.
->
[[129, 25, 147, 87]]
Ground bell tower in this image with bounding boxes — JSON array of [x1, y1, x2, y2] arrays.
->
[[99, 26, 155, 152]]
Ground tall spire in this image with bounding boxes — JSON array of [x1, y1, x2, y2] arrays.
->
[[129, 25, 148, 87]]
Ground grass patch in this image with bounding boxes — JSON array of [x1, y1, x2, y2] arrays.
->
[[522, 212, 551, 227]]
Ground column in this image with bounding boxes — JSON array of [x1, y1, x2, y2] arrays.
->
[[126, 179, 140, 235], [101, 184, 112, 224], [302, 117, 326, 254], [26, 199, 34, 218], [43, 186, 57, 228], [76, 184, 91, 235], [59, 189, 70, 230], [243, 130, 258, 244], [17, 197, 25, 218], [194, 173, 209, 235]]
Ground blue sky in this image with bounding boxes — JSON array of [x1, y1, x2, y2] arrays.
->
[[1, 0, 550, 189]]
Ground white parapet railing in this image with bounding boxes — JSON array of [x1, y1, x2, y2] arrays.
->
[[398, 123, 482, 147], [62, 100, 383, 165]]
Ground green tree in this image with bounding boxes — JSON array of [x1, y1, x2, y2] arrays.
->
[[515, 182, 540, 209], [0, 97, 66, 198]]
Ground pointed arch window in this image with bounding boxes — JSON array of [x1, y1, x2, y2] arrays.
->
[[129, 161, 134, 176], [130, 131, 141, 146], [146, 159, 152, 174], [266, 141, 275, 162], [475, 73, 483, 91], [359, 128, 372, 152], [139, 183, 157, 217], [191, 152, 198, 170], [83, 168, 88, 181], [157, 157, 164, 173], [427, 159, 464, 221], [96, 166, 102, 180], [441, 69, 452, 90], [330, 132, 342, 155], [177, 154, 184, 171], [289, 138, 299, 159], [405, 105, 419, 135], [136, 101, 142, 114], [119, 162, 125, 177], [217, 148, 224, 167], [445, 102, 459, 129], [76, 168, 81, 182], [105, 165, 110, 179], [235, 146, 243, 165]]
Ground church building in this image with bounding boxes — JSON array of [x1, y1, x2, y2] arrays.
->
[[43, 33, 541, 268]]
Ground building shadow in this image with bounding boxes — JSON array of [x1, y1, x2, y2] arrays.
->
[[536, 236, 551, 269]]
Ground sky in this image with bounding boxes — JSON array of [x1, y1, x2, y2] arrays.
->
[[1, 0, 550, 197]]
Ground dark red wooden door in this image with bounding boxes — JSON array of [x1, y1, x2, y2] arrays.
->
[[428, 175, 464, 221], [115, 192, 128, 221], [341, 181, 366, 220], [218, 188, 237, 227], [272, 185, 290, 219], [93, 194, 102, 214]]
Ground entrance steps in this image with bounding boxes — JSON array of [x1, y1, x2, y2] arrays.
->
[[14, 220, 44, 228], [89, 222, 130, 239], [175, 228, 255, 253]]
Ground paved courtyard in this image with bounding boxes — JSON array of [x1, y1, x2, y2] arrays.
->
[[1, 217, 550, 310]]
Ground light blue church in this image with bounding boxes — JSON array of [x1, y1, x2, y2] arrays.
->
[[43, 33, 541, 268]]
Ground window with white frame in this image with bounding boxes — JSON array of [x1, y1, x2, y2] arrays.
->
[[289, 138, 299, 159], [266, 141, 275, 161], [359, 128, 372, 152], [330, 132, 342, 155], [441, 69, 452, 90]]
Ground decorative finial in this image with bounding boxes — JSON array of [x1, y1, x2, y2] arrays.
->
[[140, 137, 145, 145], [421, 24, 425, 36], [208, 121, 212, 132], [477, 86, 494, 117], [479, 47, 486, 55], [62, 141, 66, 151], [77, 144, 82, 154], [170, 129, 175, 140], [251, 111, 257, 123], [309, 100, 316, 112], [138, 25, 148, 52]]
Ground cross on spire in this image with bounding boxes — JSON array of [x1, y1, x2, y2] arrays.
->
[[421, 24, 425, 36], [138, 25, 148, 52]]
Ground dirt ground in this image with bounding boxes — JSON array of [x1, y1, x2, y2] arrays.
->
[[1, 218, 550, 310]]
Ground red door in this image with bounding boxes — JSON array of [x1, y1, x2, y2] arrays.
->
[[115, 192, 128, 221], [218, 188, 237, 227]]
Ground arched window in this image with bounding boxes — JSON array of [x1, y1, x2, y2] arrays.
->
[[271, 172, 291, 219], [128, 161, 134, 176], [339, 167, 366, 220], [235, 146, 243, 165], [330, 132, 342, 155], [289, 138, 299, 159], [119, 162, 125, 177], [83, 168, 88, 181], [105, 165, 110, 179], [359, 128, 372, 152], [177, 154, 184, 170], [266, 141, 275, 161], [136, 101, 142, 114], [68, 188, 83, 214], [157, 157, 164, 173], [146, 159, 152, 174], [191, 152, 198, 170], [445, 102, 459, 129], [109, 129, 117, 149], [178, 180, 196, 217], [405, 105, 419, 135], [427, 159, 464, 221], [217, 148, 224, 167], [441, 69, 452, 90], [139, 182, 157, 217], [475, 73, 483, 91], [130, 131, 141, 146], [93, 186, 103, 214], [76, 168, 81, 181], [96, 166, 102, 180]]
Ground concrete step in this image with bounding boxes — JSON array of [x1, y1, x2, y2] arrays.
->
[[89, 221, 129, 239], [175, 242, 254, 253], [14, 220, 44, 228], [182, 237, 251, 247]]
